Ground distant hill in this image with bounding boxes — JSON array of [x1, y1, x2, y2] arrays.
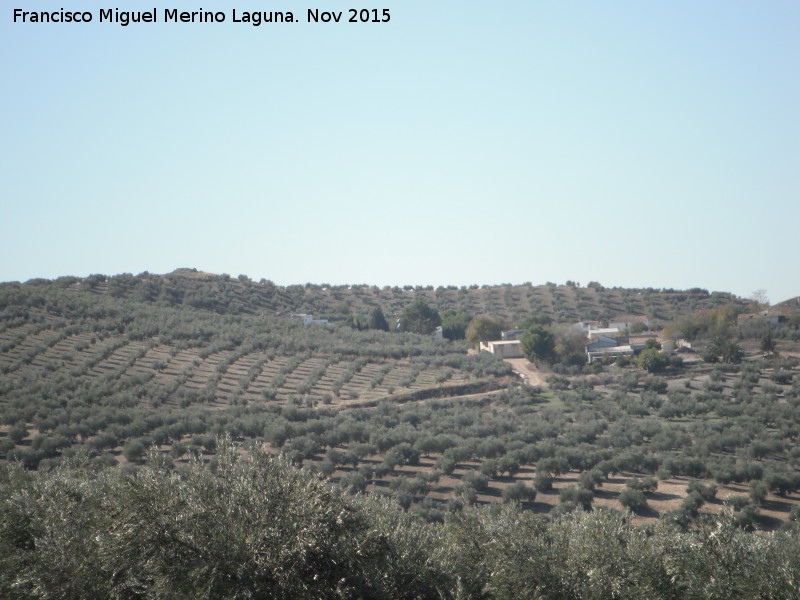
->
[[10, 270, 755, 327]]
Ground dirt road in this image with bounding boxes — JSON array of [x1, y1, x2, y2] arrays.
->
[[504, 358, 548, 387]]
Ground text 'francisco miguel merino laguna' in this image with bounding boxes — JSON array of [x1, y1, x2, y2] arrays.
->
[[12, 8, 392, 26]]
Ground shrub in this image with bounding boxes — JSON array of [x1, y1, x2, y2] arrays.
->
[[626, 476, 658, 493], [643, 377, 669, 394], [618, 487, 648, 512], [533, 471, 554, 492], [559, 485, 593, 509], [686, 479, 717, 502], [749, 479, 769, 505], [680, 492, 705, 517], [578, 469, 604, 490], [502, 481, 535, 504], [770, 370, 793, 385], [462, 470, 489, 492], [638, 349, 670, 373], [725, 494, 751, 511], [8, 423, 27, 444], [122, 439, 147, 463]]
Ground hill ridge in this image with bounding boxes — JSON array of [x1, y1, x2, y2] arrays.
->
[[5, 270, 755, 327]]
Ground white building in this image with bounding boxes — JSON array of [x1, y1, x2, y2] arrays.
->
[[480, 340, 524, 358], [290, 313, 330, 326], [587, 328, 621, 340]]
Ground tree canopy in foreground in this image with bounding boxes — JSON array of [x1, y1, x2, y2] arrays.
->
[[1, 445, 799, 600]]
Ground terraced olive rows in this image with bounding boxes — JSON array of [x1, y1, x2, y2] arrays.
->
[[0, 322, 492, 414], [59, 270, 749, 326]]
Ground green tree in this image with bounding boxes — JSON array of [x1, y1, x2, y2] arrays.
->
[[368, 307, 389, 331], [533, 470, 554, 492], [760, 331, 776, 355], [439, 309, 473, 340], [346, 314, 370, 330], [552, 325, 587, 366], [465, 316, 505, 344], [637, 348, 670, 373], [8, 423, 27, 444], [749, 479, 769, 505], [662, 303, 740, 341], [398, 300, 440, 334], [502, 481, 536, 504], [122, 439, 147, 463], [521, 325, 555, 365], [626, 476, 658, 493], [644, 338, 662, 350], [618, 487, 648, 512], [559, 485, 594, 509], [704, 337, 744, 364]]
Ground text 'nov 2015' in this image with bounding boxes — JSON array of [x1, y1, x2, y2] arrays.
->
[[12, 7, 392, 26]]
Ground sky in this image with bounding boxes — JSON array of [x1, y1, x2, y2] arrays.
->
[[2, 1, 798, 304]]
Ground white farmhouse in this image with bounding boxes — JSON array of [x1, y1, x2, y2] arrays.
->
[[480, 340, 524, 359]]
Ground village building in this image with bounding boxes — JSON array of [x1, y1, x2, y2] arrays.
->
[[479, 340, 524, 359], [290, 313, 330, 326], [587, 327, 622, 340], [737, 311, 783, 328], [585, 331, 670, 364], [586, 344, 635, 364]]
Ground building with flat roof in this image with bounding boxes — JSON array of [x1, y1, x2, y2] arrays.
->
[[480, 340, 524, 358]]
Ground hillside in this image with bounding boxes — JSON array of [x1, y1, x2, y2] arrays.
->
[[22, 269, 754, 325], [2, 272, 800, 532]]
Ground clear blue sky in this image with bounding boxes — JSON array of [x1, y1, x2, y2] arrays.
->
[[2, 1, 798, 304]]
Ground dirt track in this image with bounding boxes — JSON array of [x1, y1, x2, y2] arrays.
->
[[505, 358, 548, 387]]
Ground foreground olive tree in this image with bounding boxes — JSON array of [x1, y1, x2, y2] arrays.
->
[[3, 446, 800, 600], [0, 446, 450, 600]]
